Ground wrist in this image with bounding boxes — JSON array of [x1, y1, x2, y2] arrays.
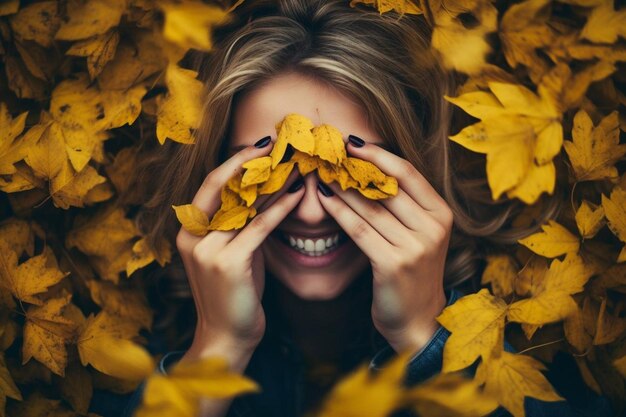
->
[[182, 334, 258, 374]]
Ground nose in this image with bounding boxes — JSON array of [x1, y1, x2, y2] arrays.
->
[[290, 172, 332, 226]]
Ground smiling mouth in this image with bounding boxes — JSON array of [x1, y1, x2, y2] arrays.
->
[[273, 230, 348, 256]]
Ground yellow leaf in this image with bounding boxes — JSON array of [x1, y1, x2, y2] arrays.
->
[[85, 279, 153, 329], [208, 205, 256, 231], [270, 114, 315, 169], [0, 243, 67, 305], [407, 373, 499, 417], [258, 161, 296, 195], [50, 73, 146, 133], [0, 352, 22, 403], [172, 204, 209, 237], [160, 1, 230, 51], [77, 312, 154, 380], [22, 294, 77, 376], [0, 217, 34, 258], [312, 124, 347, 165], [601, 184, 626, 243], [0, 0, 19, 16], [56, 362, 92, 414], [241, 156, 273, 187], [126, 238, 171, 277], [437, 289, 507, 372], [318, 350, 413, 417], [481, 254, 517, 298], [614, 355, 626, 378], [564, 110, 626, 182], [508, 252, 594, 325], [518, 220, 579, 258], [431, 3, 497, 75], [156, 65, 203, 144], [9, 1, 60, 47], [504, 160, 555, 204], [66, 206, 137, 256], [575, 200, 605, 239], [475, 351, 563, 417], [55, 0, 126, 41], [342, 157, 387, 189], [51, 163, 109, 209], [136, 356, 259, 417], [580, 1, 626, 43], [0, 103, 28, 175], [349, 0, 421, 14], [66, 30, 120, 79], [292, 150, 319, 176], [593, 297, 626, 345], [563, 298, 594, 353]]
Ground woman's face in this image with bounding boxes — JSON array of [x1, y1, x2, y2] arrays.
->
[[228, 71, 387, 301]]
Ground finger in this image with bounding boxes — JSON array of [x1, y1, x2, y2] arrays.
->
[[225, 185, 305, 256], [346, 139, 448, 217], [377, 188, 442, 233], [316, 185, 392, 262], [191, 137, 274, 215], [325, 183, 413, 247], [255, 168, 302, 213]]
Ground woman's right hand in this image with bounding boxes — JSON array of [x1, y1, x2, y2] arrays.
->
[[175, 138, 304, 365]]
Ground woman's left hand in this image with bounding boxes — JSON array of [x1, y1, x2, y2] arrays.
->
[[317, 139, 453, 355]]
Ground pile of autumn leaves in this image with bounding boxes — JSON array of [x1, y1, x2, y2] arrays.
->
[[0, 0, 625, 417]]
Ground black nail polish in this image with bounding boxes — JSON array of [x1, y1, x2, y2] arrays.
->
[[348, 135, 365, 147], [287, 177, 304, 193], [254, 136, 272, 148], [318, 182, 334, 197]]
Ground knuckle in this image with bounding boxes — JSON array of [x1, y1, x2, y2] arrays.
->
[[399, 160, 416, 178], [247, 213, 271, 233], [351, 220, 370, 240]]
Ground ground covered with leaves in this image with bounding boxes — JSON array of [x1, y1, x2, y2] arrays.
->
[[0, 0, 625, 417]]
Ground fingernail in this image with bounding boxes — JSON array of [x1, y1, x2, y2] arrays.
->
[[318, 182, 334, 197], [348, 135, 365, 147], [254, 136, 272, 148], [287, 177, 304, 193]]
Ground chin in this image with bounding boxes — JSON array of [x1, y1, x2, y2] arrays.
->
[[274, 271, 355, 300]]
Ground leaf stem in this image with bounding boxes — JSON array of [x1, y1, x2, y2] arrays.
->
[[516, 338, 564, 355]]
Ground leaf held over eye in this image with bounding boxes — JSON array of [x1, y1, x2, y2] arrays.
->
[[175, 113, 398, 232]]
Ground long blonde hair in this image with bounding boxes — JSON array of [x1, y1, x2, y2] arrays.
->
[[136, 0, 561, 299]]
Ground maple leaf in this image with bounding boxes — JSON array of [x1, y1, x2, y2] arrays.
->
[[156, 64, 203, 144], [160, 1, 231, 51], [518, 220, 580, 258], [317, 350, 413, 417], [126, 238, 171, 277], [0, 243, 67, 305], [258, 161, 296, 195], [22, 293, 77, 376], [563, 297, 595, 354], [241, 156, 272, 187], [0, 103, 29, 175], [55, 0, 126, 41], [66, 30, 120, 79], [580, 0, 626, 44], [406, 373, 499, 417], [564, 110, 626, 182], [56, 362, 92, 415], [312, 124, 347, 165], [481, 254, 517, 298], [0, 352, 22, 411], [77, 311, 154, 380], [601, 183, 626, 260], [135, 355, 259, 417], [437, 289, 507, 372], [172, 204, 210, 236], [475, 351, 563, 417], [85, 279, 153, 329], [593, 297, 626, 345], [508, 252, 595, 326], [0, 218, 35, 258], [575, 200, 606, 239]]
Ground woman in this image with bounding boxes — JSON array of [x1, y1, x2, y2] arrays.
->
[[122, 1, 611, 416]]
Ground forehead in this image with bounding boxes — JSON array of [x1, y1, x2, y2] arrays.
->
[[228, 72, 386, 152]]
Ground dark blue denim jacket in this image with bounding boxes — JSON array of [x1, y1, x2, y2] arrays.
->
[[118, 288, 613, 417]]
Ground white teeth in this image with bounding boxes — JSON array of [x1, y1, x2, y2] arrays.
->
[[284, 232, 341, 256]]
